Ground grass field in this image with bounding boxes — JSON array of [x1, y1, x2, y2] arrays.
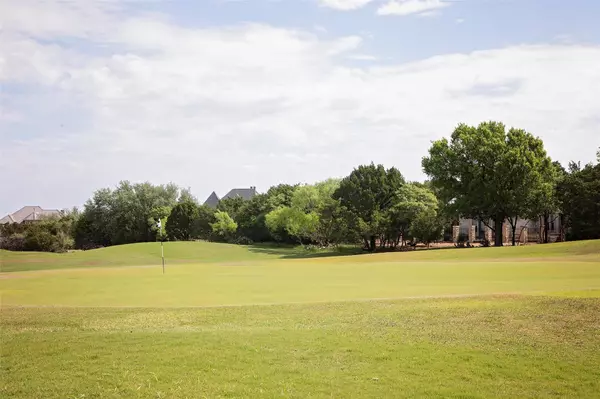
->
[[1, 241, 600, 398]]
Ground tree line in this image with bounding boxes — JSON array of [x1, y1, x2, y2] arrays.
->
[[2, 121, 599, 252]]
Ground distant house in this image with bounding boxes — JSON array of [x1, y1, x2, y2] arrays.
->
[[458, 215, 563, 243], [203, 187, 257, 209], [0, 206, 62, 225]]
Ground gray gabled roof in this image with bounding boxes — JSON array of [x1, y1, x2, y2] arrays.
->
[[0, 206, 62, 224], [222, 187, 257, 201], [203, 192, 220, 209]]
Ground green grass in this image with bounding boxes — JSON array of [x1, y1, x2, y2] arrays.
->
[[0, 241, 295, 273], [2, 239, 599, 273], [1, 240, 600, 398], [2, 297, 599, 398]]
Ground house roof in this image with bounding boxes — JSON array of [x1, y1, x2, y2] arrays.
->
[[203, 192, 220, 208], [0, 206, 61, 224], [222, 187, 257, 201]]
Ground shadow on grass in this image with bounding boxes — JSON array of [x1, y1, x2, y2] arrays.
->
[[247, 244, 365, 259]]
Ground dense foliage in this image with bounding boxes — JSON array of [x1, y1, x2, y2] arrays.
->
[[422, 122, 556, 246], [2, 123, 597, 253], [558, 160, 600, 241], [0, 210, 78, 252]]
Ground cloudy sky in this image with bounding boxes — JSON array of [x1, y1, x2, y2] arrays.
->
[[1, 0, 599, 216]]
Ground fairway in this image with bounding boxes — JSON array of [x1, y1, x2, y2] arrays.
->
[[2, 241, 600, 398]]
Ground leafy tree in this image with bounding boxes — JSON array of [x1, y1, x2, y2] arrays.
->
[[537, 162, 566, 243], [334, 163, 405, 251], [422, 121, 555, 246], [264, 179, 348, 247], [217, 197, 245, 221], [235, 194, 273, 242], [265, 184, 298, 209], [410, 210, 444, 248], [383, 183, 439, 248], [166, 201, 199, 241], [75, 181, 182, 248], [211, 211, 238, 241], [265, 207, 319, 245], [557, 157, 600, 241], [1, 214, 77, 252], [178, 188, 198, 204], [191, 205, 217, 240]]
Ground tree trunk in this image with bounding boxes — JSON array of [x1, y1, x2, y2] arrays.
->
[[511, 225, 517, 246], [543, 212, 550, 243], [494, 218, 503, 247], [369, 235, 376, 252]]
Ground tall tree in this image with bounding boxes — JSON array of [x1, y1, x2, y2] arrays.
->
[[557, 157, 600, 241], [422, 121, 555, 246], [334, 164, 405, 251], [211, 211, 238, 241], [410, 209, 444, 248], [75, 181, 181, 247], [191, 205, 217, 240], [235, 194, 273, 242], [264, 179, 345, 246], [217, 197, 245, 221], [166, 201, 199, 241], [383, 183, 439, 248]]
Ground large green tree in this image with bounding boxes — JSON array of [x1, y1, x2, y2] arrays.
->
[[334, 164, 405, 251], [166, 201, 199, 241], [217, 197, 245, 221], [557, 156, 600, 241], [211, 211, 238, 241], [191, 205, 217, 240], [383, 183, 440, 248], [264, 179, 346, 246], [235, 194, 273, 242], [422, 122, 555, 246], [74, 181, 182, 247]]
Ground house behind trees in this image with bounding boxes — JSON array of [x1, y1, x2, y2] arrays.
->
[[0, 206, 62, 225], [203, 187, 257, 209]]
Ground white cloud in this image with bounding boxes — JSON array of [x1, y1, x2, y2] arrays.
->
[[1, 0, 600, 215], [318, 0, 376, 10], [377, 0, 450, 16]]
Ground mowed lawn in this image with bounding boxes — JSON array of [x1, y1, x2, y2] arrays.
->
[[1, 241, 600, 398]]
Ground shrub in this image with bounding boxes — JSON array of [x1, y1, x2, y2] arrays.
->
[[24, 230, 57, 252], [0, 234, 26, 251]]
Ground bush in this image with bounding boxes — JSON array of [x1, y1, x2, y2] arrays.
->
[[0, 234, 26, 251], [24, 230, 57, 252], [1, 214, 76, 253]]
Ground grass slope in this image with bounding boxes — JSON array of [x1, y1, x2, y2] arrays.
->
[[2, 239, 599, 273], [2, 242, 600, 307], [1, 241, 289, 273]]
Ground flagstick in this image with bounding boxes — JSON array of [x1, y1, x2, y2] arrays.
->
[[157, 218, 165, 274], [161, 240, 165, 274]]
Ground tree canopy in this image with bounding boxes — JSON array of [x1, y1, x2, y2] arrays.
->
[[558, 158, 600, 241], [4, 128, 595, 253], [422, 121, 556, 246], [334, 163, 405, 251]]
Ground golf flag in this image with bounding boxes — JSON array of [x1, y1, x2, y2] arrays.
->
[[157, 218, 162, 229]]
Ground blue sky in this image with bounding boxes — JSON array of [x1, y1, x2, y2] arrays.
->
[[1, 0, 599, 216]]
